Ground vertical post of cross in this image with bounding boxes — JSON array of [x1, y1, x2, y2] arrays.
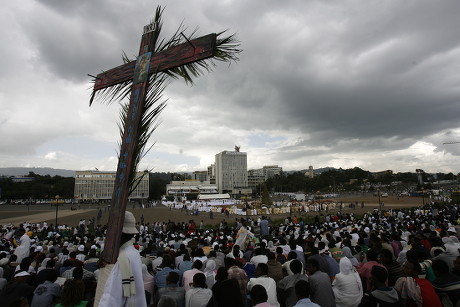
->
[[102, 21, 158, 264]]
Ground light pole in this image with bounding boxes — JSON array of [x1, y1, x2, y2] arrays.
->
[[421, 188, 425, 207], [55, 195, 60, 226], [378, 188, 381, 210]]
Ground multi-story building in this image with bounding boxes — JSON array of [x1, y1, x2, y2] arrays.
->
[[215, 150, 248, 194], [207, 164, 216, 184], [166, 180, 218, 200], [192, 171, 208, 182], [74, 170, 149, 201], [248, 165, 282, 189]]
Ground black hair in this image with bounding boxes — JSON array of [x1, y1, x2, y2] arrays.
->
[[193, 272, 207, 288], [290, 259, 302, 274], [295, 279, 310, 299], [250, 284, 268, 305], [371, 265, 388, 284]]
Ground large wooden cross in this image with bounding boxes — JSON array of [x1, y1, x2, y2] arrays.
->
[[91, 20, 218, 264]]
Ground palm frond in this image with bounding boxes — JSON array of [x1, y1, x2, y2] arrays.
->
[[89, 6, 241, 195]]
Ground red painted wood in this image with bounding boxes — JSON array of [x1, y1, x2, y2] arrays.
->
[[93, 34, 217, 91]]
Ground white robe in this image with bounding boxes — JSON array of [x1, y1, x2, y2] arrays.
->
[[98, 241, 147, 307], [14, 234, 30, 263]]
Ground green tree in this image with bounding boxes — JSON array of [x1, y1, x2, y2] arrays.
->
[[261, 184, 273, 206]]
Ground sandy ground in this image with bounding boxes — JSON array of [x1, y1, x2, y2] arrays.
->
[[0, 195, 427, 228]]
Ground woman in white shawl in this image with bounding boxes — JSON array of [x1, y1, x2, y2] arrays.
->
[[342, 246, 360, 267], [333, 257, 363, 307], [204, 259, 216, 289], [13, 229, 30, 263], [141, 264, 154, 305], [396, 241, 409, 265]]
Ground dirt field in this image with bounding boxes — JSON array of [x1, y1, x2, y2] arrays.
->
[[0, 195, 427, 228]]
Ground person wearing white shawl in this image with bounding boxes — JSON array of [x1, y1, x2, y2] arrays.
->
[[14, 228, 30, 263], [141, 264, 154, 305], [333, 257, 363, 307], [98, 211, 146, 307], [204, 259, 216, 289], [396, 241, 409, 265], [342, 246, 359, 267]]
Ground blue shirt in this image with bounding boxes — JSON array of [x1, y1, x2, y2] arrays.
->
[[293, 298, 321, 307], [155, 267, 182, 288]]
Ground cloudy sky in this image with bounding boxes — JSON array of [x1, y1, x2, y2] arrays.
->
[[1, 0, 460, 174]]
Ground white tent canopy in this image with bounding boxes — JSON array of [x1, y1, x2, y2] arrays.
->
[[197, 193, 230, 200]]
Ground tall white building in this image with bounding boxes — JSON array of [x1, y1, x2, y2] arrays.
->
[[215, 150, 248, 194]]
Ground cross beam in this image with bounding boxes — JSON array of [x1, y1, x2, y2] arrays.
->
[[92, 34, 217, 92]]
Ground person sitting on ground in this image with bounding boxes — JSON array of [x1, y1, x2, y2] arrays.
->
[[155, 254, 182, 289], [359, 265, 402, 307], [332, 257, 363, 307], [247, 263, 279, 307], [394, 258, 442, 307], [275, 247, 287, 264], [306, 258, 336, 307], [185, 272, 212, 307], [31, 269, 61, 307], [55, 279, 87, 307], [277, 259, 308, 307], [266, 252, 283, 283], [293, 279, 320, 307], [182, 259, 203, 291], [431, 259, 460, 307], [155, 271, 185, 307], [378, 249, 404, 287], [206, 267, 243, 307]]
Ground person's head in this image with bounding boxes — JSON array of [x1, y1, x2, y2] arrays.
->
[[72, 266, 83, 280], [276, 247, 283, 255], [166, 271, 180, 285], [61, 279, 84, 306], [306, 258, 319, 275], [46, 259, 56, 269], [183, 253, 191, 261], [371, 265, 388, 287], [295, 279, 310, 300], [256, 263, 268, 277], [46, 269, 59, 283], [192, 259, 203, 270], [215, 267, 228, 282], [192, 272, 207, 288], [403, 259, 421, 277], [367, 249, 378, 262], [161, 254, 172, 268], [378, 249, 393, 265], [288, 251, 297, 261], [250, 284, 268, 306], [290, 259, 303, 274], [432, 259, 450, 278]]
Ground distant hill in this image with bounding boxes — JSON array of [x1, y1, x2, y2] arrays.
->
[[287, 167, 336, 175], [0, 167, 75, 177]]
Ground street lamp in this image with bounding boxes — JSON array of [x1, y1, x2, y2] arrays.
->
[[421, 188, 425, 207], [55, 195, 60, 226], [377, 188, 381, 210]]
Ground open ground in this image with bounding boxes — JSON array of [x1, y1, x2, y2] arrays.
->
[[0, 195, 428, 228]]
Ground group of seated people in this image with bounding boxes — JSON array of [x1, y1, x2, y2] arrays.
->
[[0, 203, 460, 307]]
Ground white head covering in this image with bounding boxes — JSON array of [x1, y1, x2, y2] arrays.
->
[[342, 246, 359, 267], [339, 257, 354, 275]]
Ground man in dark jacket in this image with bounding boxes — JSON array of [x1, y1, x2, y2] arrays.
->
[[359, 266, 402, 307]]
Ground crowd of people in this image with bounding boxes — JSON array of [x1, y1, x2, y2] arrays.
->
[[0, 202, 460, 307]]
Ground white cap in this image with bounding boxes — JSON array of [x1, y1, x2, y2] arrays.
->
[[78, 245, 85, 252], [122, 211, 138, 234]]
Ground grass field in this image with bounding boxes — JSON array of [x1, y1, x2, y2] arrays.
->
[[0, 194, 428, 228]]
